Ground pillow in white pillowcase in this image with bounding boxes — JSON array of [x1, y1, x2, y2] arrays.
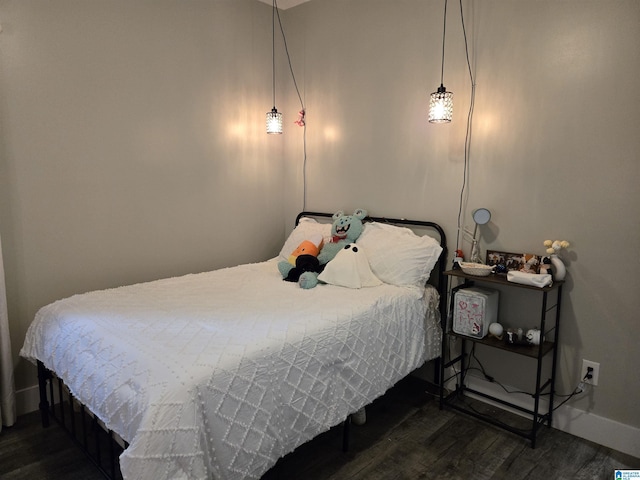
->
[[356, 222, 442, 287], [279, 218, 332, 262]]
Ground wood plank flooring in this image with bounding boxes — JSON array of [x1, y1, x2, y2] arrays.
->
[[1, 377, 638, 479]]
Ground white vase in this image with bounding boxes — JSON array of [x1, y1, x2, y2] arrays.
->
[[550, 254, 566, 281]]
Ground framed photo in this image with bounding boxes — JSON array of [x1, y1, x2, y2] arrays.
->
[[486, 250, 541, 274]]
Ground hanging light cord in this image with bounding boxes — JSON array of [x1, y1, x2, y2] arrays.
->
[[454, 0, 476, 254], [271, 0, 276, 109], [274, 0, 308, 210], [302, 115, 308, 211], [274, 3, 303, 110], [439, 0, 448, 88]]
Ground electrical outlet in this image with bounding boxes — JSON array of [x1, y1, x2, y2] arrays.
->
[[581, 359, 600, 386]]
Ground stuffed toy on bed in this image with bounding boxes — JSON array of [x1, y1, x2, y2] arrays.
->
[[279, 208, 368, 289], [278, 234, 324, 282], [317, 243, 381, 288]]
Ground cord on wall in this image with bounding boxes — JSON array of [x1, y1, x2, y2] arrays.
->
[[274, 0, 308, 211], [454, 0, 477, 255]]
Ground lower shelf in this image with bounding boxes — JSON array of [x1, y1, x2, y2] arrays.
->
[[441, 387, 552, 448], [450, 332, 555, 359]]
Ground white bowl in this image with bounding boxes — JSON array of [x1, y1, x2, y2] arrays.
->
[[458, 262, 495, 277]]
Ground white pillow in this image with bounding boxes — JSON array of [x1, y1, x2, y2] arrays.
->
[[279, 218, 332, 261], [356, 222, 443, 286]]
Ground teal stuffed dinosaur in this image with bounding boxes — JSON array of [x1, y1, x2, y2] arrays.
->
[[279, 208, 368, 289]]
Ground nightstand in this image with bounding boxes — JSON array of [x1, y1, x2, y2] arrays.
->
[[439, 269, 563, 447]]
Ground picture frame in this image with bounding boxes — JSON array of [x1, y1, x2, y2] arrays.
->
[[486, 250, 541, 274]]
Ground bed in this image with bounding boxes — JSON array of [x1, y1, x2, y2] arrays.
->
[[20, 212, 447, 480]]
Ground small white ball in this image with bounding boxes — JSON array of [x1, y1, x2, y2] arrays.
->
[[489, 322, 503, 337]]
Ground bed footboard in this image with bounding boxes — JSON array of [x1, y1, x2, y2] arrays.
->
[[37, 360, 126, 480]]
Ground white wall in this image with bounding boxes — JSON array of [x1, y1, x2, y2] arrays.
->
[[281, 0, 640, 439], [0, 0, 285, 392]]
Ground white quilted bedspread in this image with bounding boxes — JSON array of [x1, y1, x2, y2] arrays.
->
[[21, 259, 440, 480]]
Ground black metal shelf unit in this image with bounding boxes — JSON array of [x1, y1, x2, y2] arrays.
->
[[439, 269, 563, 448]]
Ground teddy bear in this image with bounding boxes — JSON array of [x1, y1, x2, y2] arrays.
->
[[279, 208, 368, 289]]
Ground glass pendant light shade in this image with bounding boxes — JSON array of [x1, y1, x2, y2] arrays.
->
[[266, 107, 283, 134], [429, 85, 453, 123], [429, 0, 452, 125], [266, 1, 283, 135]]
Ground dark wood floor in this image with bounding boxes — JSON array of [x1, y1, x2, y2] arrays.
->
[[1, 377, 638, 480]]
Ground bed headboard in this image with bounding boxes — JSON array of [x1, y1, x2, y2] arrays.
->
[[295, 211, 448, 326]]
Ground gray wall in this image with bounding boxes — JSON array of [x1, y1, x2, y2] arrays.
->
[[1, 0, 638, 443], [0, 0, 285, 391], [281, 0, 640, 431]]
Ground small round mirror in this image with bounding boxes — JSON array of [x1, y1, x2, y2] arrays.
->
[[472, 208, 491, 225]]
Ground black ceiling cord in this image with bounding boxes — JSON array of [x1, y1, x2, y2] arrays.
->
[[272, 0, 308, 211], [455, 0, 476, 256]]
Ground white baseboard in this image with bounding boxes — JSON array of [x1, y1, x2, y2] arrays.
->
[[553, 403, 640, 460], [16, 384, 40, 417], [458, 375, 640, 459]]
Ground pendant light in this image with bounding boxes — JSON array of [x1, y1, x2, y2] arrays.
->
[[429, 0, 453, 123], [266, 0, 283, 134]]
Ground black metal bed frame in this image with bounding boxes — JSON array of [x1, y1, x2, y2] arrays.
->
[[36, 211, 448, 479], [37, 361, 127, 479]]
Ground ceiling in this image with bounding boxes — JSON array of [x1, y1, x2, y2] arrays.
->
[[256, 0, 312, 9]]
